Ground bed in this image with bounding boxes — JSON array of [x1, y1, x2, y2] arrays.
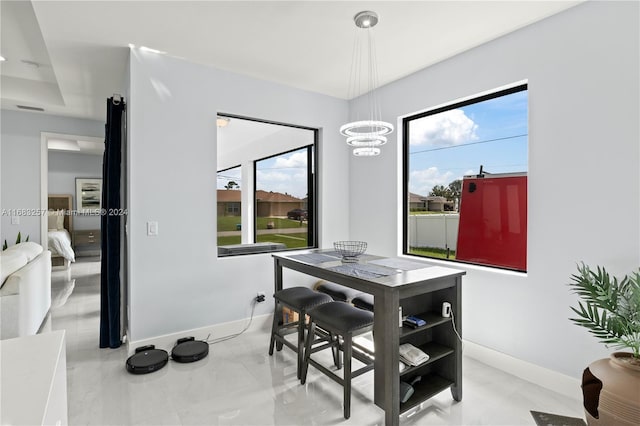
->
[[47, 195, 75, 266]]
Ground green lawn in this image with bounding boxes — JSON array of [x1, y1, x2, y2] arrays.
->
[[217, 215, 307, 232], [217, 235, 242, 245], [408, 246, 456, 260], [256, 233, 309, 248]]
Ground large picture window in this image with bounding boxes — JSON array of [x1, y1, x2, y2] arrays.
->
[[403, 84, 528, 271], [217, 115, 317, 256]]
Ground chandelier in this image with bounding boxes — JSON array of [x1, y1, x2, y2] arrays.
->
[[340, 11, 394, 157]]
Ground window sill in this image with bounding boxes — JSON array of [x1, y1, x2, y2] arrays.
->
[[398, 253, 528, 278]]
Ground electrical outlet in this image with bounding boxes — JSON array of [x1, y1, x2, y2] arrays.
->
[[256, 292, 266, 303]]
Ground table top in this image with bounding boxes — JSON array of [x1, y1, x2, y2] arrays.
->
[[273, 249, 465, 293]]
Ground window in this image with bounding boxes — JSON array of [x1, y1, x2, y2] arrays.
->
[[217, 115, 317, 256], [403, 84, 528, 271], [217, 166, 242, 247], [255, 145, 314, 250]]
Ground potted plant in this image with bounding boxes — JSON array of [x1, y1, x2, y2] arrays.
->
[[568, 263, 640, 425]]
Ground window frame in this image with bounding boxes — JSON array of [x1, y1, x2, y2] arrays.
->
[[402, 83, 528, 271], [253, 143, 317, 250], [216, 113, 318, 257]]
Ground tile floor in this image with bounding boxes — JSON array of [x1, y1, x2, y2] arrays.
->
[[46, 257, 585, 425]]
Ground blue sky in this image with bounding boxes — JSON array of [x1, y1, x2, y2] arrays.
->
[[408, 90, 528, 196], [217, 166, 242, 190], [217, 148, 309, 199]]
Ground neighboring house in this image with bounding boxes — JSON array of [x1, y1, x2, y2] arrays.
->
[[409, 193, 455, 212], [409, 192, 427, 211], [255, 190, 304, 217], [217, 189, 241, 217], [217, 189, 304, 217]]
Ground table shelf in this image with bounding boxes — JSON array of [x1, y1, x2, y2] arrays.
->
[[400, 373, 454, 414], [399, 341, 454, 378], [400, 311, 452, 338]]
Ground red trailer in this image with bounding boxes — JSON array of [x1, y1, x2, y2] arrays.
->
[[455, 172, 527, 271]]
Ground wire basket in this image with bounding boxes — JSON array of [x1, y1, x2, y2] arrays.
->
[[333, 241, 367, 262]]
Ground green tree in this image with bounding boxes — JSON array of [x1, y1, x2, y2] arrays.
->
[[448, 179, 462, 200], [224, 181, 239, 190], [429, 185, 451, 198]]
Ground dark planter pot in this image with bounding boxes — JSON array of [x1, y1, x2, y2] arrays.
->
[[582, 352, 640, 426]]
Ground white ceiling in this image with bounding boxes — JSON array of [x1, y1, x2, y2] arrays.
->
[[1, 0, 582, 122]]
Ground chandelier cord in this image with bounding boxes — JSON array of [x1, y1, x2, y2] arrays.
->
[[340, 11, 394, 156]]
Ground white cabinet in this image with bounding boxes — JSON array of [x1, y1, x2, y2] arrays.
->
[[0, 330, 68, 425]]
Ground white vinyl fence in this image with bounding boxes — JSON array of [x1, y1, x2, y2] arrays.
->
[[408, 214, 460, 251]]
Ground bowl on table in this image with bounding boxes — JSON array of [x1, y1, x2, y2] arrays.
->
[[333, 241, 367, 263]]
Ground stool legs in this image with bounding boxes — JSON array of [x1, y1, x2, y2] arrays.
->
[[300, 321, 315, 385], [268, 302, 307, 379], [301, 324, 357, 419], [268, 287, 333, 380], [343, 334, 352, 419], [296, 313, 306, 379], [332, 333, 341, 369], [268, 306, 279, 356]]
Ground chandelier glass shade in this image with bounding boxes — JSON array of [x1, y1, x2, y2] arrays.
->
[[341, 11, 394, 157]]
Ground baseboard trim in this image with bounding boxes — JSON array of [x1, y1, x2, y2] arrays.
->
[[127, 313, 272, 355], [464, 340, 582, 401]]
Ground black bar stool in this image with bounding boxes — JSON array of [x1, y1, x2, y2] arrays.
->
[[301, 301, 375, 419], [315, 280, 364, 303], [269, 287, 333, 378], [352, 293, 374, 312]]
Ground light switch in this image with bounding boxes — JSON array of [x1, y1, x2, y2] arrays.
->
[[11, 216, 19, 225], [147, 221, 158, 236]]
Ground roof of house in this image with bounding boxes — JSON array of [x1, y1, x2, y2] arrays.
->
[[217, 189, 241, 202], [216, 189, 303, 203], [255, 190, 302, 202], [409, 192, 427, 203]]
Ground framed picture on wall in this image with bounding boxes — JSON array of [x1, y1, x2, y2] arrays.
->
[[76, 178, 102, 214]]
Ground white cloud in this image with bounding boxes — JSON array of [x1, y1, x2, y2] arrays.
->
[[409, 167, 454, 196], [256, 169, 308, 199], [274, 151, 307, 169], [410, 109, 479, 147]]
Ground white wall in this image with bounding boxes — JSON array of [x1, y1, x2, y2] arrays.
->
[[348, 1, 639, 378], [349, 2, 640, 377], [48, 151, 102, 230], [0, 110, 104, 246], [127, 50, 349, 341], [218, 124, 314, 171]]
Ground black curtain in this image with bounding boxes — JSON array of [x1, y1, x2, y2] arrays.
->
[[100, 97, 125, 348]]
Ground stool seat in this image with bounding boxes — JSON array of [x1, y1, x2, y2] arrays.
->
[[308, 301, 373, 332], [315, 280, 363, 303], [352, 293, 374, 312], [275, 286, 333, 311]]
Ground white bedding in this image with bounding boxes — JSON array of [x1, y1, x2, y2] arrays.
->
[[48, 230, 75, 262]]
